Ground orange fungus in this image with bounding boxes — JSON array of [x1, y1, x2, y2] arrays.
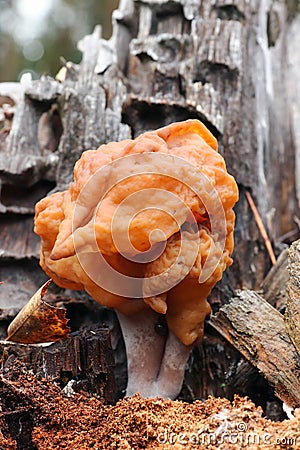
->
[[34, 120, 238, 346]]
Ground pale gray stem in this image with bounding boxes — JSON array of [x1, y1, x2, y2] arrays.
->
[[116, 309, 165, 397], [154, 331, 191, 399], [116, 309, 191, 399]]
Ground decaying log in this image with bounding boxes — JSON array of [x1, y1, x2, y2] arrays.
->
[[209, 290, 300, 408], [285, 240, 300, 355], [0, 326, 116, 403]]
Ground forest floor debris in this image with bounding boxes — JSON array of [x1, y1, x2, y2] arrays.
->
[[0, 362, 299, 449]]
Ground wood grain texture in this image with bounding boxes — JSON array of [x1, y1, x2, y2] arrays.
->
[[261, 248, 289, 309]]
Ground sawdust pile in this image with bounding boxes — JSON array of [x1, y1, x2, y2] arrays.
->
[[0, 364, 299, 449]]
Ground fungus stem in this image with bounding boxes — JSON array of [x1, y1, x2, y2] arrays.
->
[[116, 309, 191, 399]]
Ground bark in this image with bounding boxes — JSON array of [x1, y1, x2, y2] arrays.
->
[[0, 0, 300, 402], [209, 290, 300, 408]]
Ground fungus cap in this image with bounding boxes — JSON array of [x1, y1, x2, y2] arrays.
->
[[34, 119, 238, 346]]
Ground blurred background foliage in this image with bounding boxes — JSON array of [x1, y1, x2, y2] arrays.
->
[[0, 0, 119, 82]]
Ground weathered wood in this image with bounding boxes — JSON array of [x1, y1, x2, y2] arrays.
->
[[0, 327, 116, 403], [285, 239, 300, 355], [0, 261, 48, 327], [0, 217, 40, 259], [209, 290, 300, 408], [217, 250, 291, 419]]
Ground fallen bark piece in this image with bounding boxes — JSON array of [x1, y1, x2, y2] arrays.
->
[[209, 290, 300, 408], [6, 280, 70, 344], [285, 240, 300, 355]]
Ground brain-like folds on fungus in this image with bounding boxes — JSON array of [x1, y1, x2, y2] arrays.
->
[[35, 120, 238, 346]]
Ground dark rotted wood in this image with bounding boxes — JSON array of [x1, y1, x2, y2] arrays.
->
[[209, 290, 300, 408], [0, 327, 116, 447], [179, 330, 238, 402], [285, 240, 300, 355], [0, 372, 37, 450], [0, 327, 116, 403], [224, 357, 285, 421], [2, 410, 37, 450], [195, 248, 297, 420], [181, 249, 290, 406]]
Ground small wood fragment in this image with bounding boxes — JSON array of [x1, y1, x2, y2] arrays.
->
[[209, 290, 300, 408]]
